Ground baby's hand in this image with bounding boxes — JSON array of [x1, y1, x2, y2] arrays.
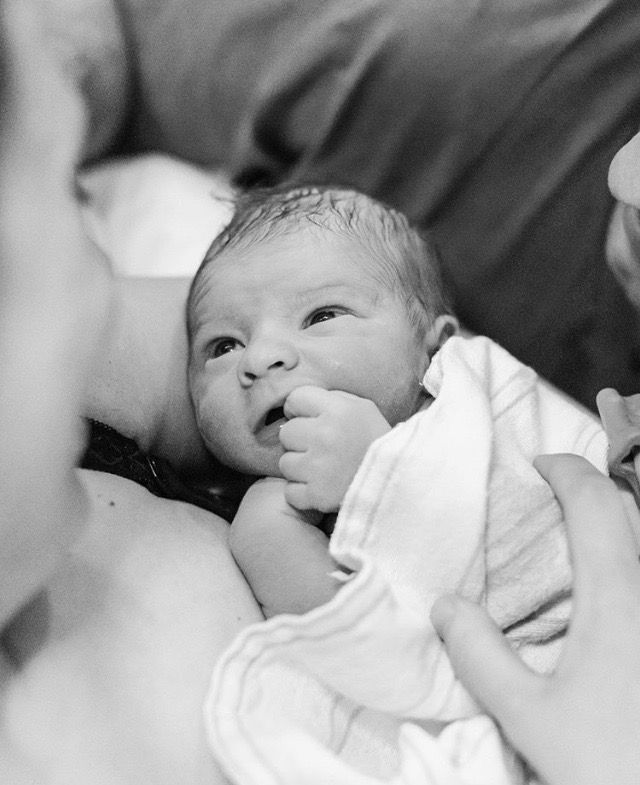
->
[[229, 477, 337, 617], [278, 386, 391, 512]]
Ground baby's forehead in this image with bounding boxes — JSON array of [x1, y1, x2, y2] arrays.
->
[[206, 225, 397, 283], [189, 229, 398, 328]]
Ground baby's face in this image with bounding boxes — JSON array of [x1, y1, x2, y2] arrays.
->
[[188, 228, 432, 476]]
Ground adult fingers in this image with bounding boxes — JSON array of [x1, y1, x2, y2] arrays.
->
[[534, 454, 640, 599], [535, 454, 640, 660], [430, 595, 541, 727]]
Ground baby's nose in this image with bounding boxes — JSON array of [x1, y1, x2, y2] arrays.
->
[[237, 337, 299, 385]]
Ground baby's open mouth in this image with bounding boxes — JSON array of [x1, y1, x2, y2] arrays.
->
[[264, 405, 286, 427]]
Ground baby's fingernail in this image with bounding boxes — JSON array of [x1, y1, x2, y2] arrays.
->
[[430, 594, 458, 636]]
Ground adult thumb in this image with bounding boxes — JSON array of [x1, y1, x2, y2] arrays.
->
[[430, 595, 541, 727]]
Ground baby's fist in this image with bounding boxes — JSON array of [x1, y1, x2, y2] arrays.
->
[[278, 386, 390, 512]]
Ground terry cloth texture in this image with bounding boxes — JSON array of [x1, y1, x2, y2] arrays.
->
[[204, 335, 607, 785]]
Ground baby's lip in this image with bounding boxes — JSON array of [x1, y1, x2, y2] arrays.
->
[[253, 396, 288, 442], [252, 381, 320, 437], [264, 404, 286, 427]]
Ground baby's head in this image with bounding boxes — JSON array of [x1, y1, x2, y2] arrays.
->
[[187, 184, 457, 476]]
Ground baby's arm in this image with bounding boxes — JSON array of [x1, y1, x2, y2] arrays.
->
[[229, 477, 340, 618], [230, 387, 390, 616], [279, 386, 391, 512]]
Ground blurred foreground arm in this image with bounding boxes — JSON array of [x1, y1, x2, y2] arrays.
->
[[431, 453, 640, 785], [0, 1, 112, 626]]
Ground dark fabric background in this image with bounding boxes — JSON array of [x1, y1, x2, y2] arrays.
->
[[114, 0, 640, 408]]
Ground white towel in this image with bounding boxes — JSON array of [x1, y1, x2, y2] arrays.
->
[[204, 336, 607, 785]]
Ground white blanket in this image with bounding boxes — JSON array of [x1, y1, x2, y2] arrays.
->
[[204, 335, 607, 785]]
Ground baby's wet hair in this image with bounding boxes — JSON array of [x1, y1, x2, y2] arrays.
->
[[187, 183, 452, 339]]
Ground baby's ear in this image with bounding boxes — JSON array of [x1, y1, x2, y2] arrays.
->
[[425, 314, 458, 353]]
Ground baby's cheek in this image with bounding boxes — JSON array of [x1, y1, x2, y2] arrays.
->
[[197, 399, 236, 455], [376, 374, 421, 425]]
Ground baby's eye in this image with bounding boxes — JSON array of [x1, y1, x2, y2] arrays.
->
[[306, 308, 341, 326], [209, 337, 242, 358]]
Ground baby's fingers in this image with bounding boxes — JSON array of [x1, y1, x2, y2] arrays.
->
[[284, 386, 332, 419], [279, 416, 312, 452], [283, 481, 314, 511], [278, 450, 308, 482]]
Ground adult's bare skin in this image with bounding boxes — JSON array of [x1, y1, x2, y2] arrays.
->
[[1, 477, 261, 785], [431, 455, 640, 785], [0, 5, 261, 783], [11, 3, 640, 782], [35, 0, 129, 162], [83, 277, 212, 474]]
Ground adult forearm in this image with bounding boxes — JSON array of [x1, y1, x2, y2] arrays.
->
[[36, 0, 130, 162], [0, 0, 114, 625]]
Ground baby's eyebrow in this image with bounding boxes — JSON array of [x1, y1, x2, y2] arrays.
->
[[293, 285, 340, 304], [293, 282, 377, 305], [189, 307, 239, 352], [194, 312, 239, 341]]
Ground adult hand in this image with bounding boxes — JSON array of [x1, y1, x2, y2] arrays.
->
[[430, 454, 640, 785], [278, 386, 391, 512]]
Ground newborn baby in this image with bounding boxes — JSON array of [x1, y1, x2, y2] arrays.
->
[[186, 184, 457, 616]]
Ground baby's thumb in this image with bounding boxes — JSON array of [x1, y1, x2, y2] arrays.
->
[[430, 595, 540, 728]]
